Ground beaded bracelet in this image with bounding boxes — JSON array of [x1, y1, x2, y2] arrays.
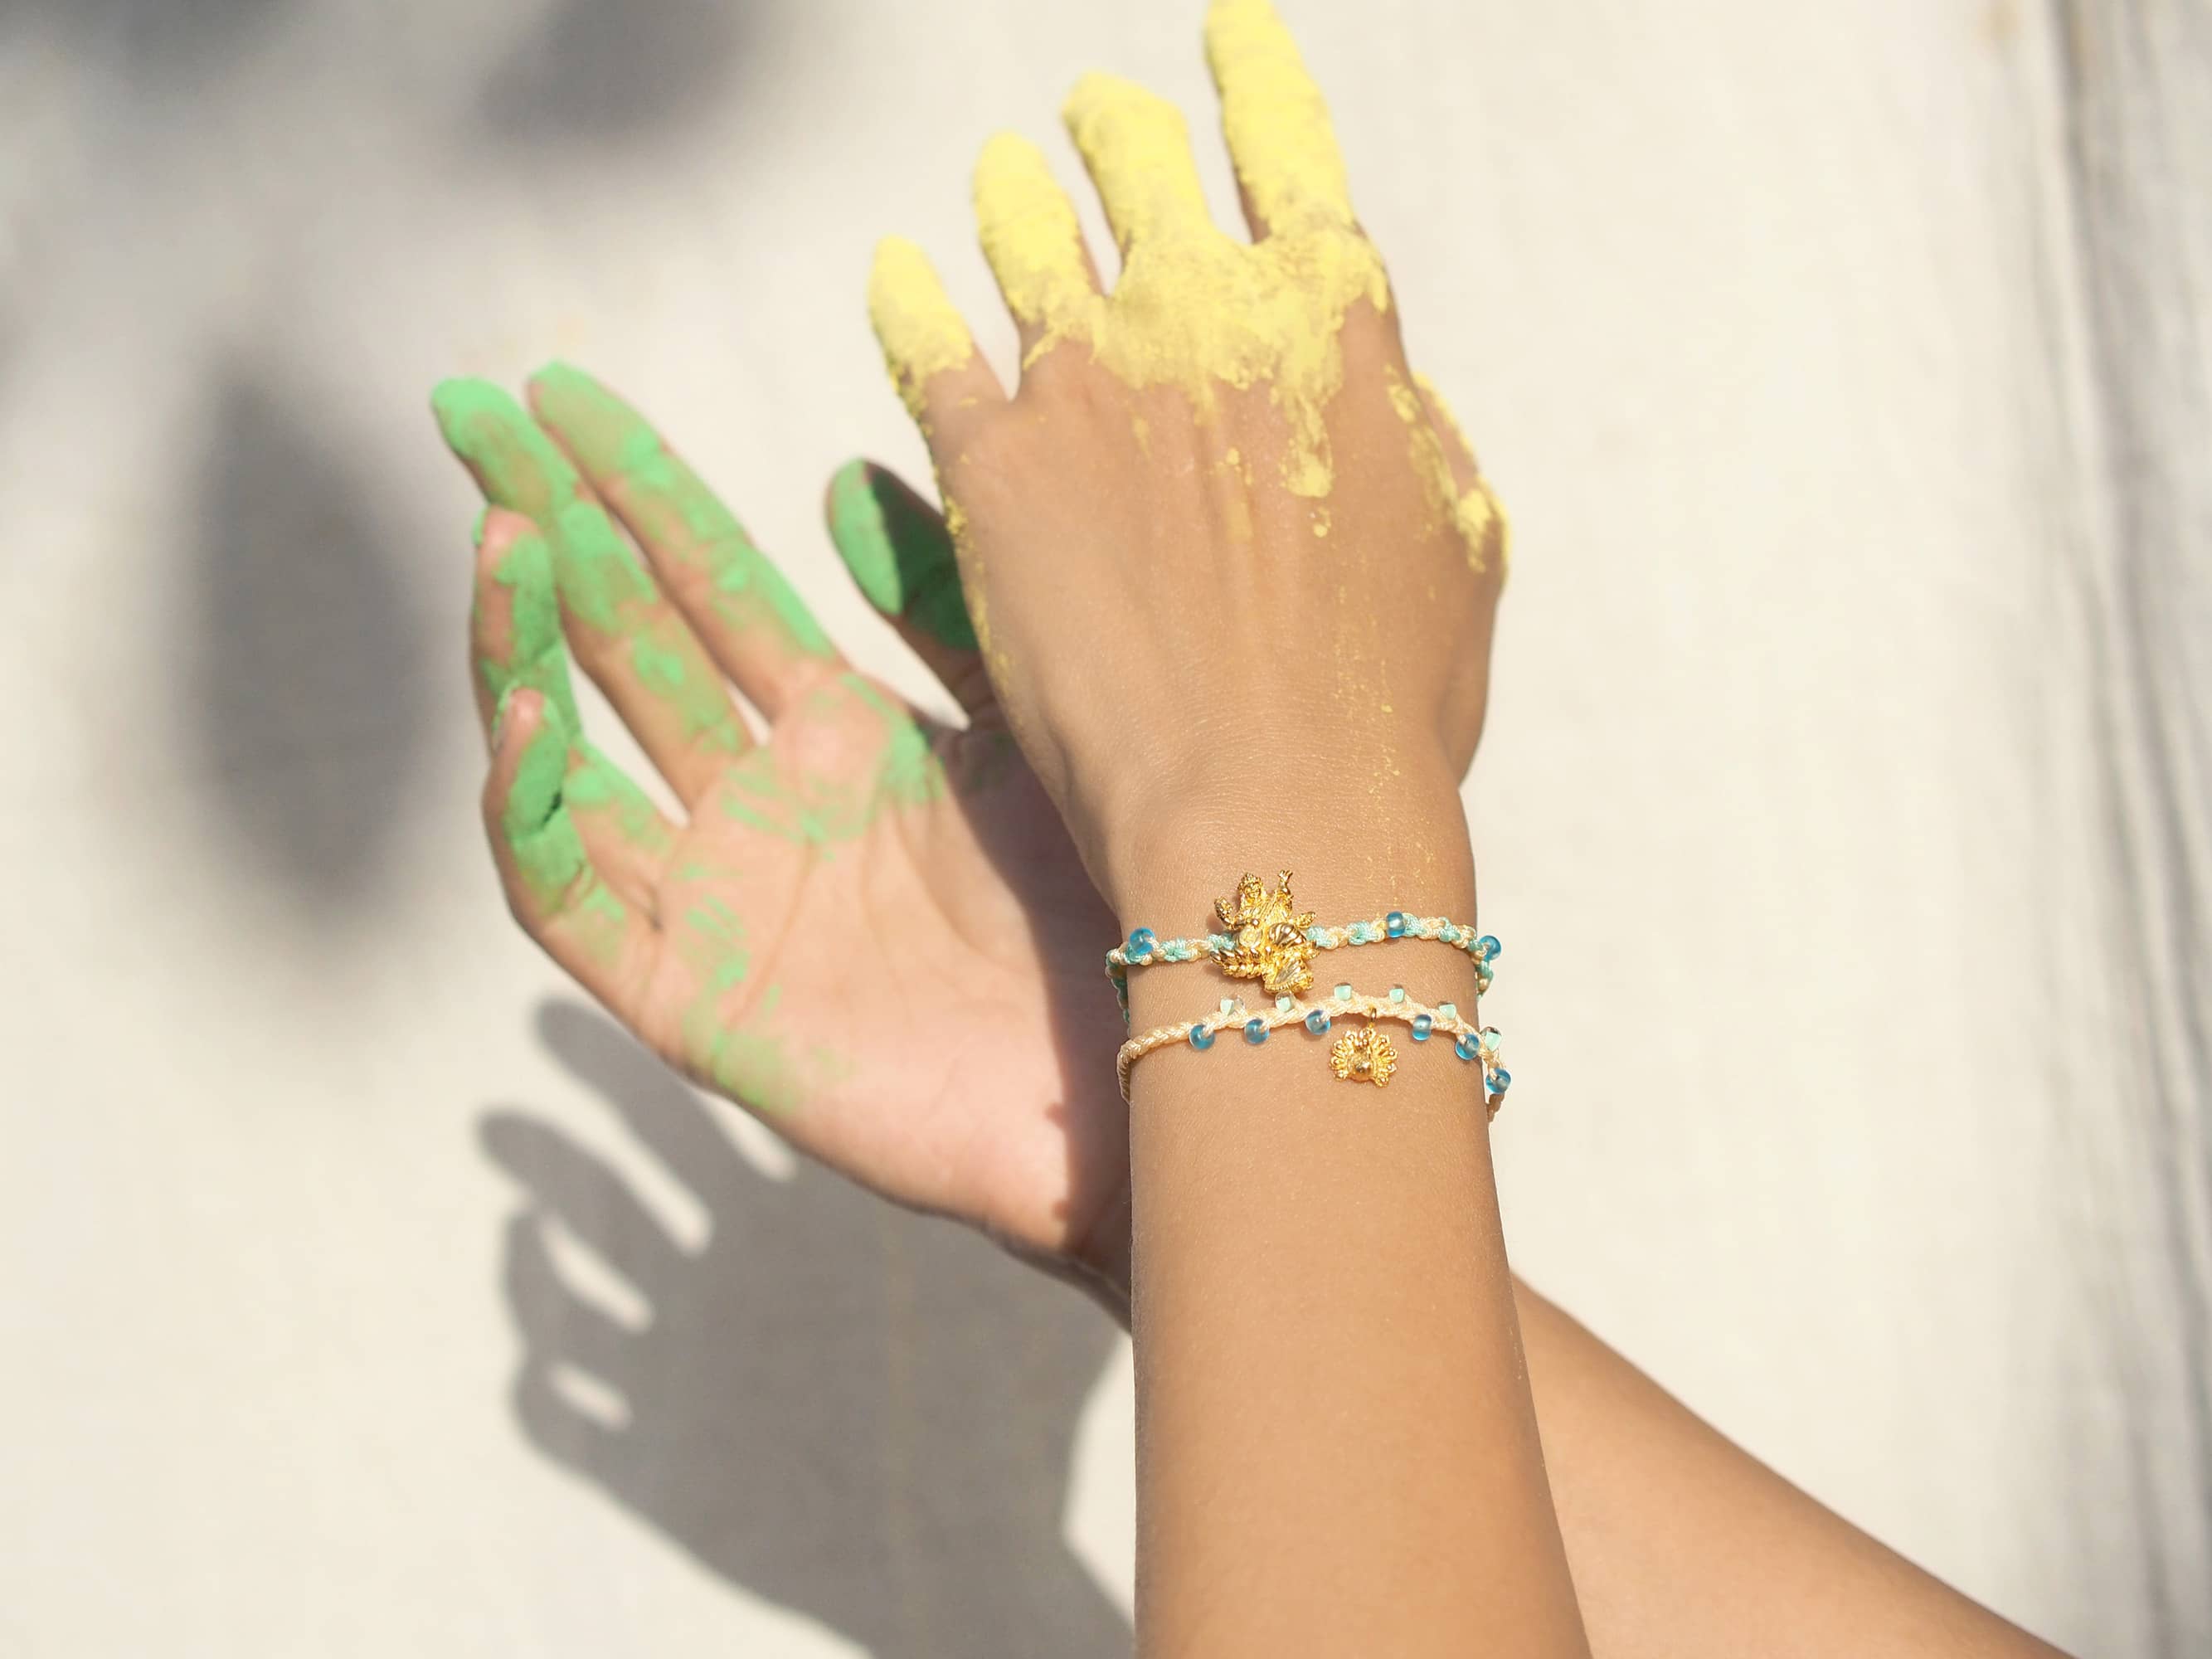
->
[[1106, 870, 1500, 1016], [1116, 982, 1512, 1117]]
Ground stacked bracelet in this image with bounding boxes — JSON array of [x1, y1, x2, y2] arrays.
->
[[1107, 868, 1500, 1019], [1116, 984, 1511, 1117]]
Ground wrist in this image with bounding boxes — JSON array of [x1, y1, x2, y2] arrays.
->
[[1102, 755, 1477, 940]]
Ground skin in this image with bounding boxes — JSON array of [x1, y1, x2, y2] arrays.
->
[[440, 2, 2072, 1653]]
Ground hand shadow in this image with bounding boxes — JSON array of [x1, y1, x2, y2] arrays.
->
[[482, 999, 1130, 1658]]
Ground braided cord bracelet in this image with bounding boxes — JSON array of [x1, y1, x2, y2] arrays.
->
[[1108, 911, 1500, 1019], [1116, 985, 1511, 1116]]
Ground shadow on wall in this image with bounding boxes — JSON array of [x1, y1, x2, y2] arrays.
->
[[475, 0, 754, 145], [482, 1001, 1130, 1658], [13, 0, 283, 81], [183, 362, 433, 916]]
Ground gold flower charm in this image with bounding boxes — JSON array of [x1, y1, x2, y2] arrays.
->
[[1330, 1025, 1397, 1087], [1213, 869, 1318, 995]]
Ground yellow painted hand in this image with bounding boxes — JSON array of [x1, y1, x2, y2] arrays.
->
[[434, 368, 1130, 1308]]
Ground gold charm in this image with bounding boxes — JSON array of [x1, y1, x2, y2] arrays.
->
[[1330, 1025, 1397, 1087], [1213, 869, 1319, 995]]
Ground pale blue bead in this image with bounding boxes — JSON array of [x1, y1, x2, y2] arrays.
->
[[1478, 1027, 1502, 1052], [1435, 1001, 1458, 1022], [1243, 1018, 1269, 1045], [1388, 985, 1407, 1004], [1334, 982, 1354, 1001], [1188, 1024, 1215, 1051], [1411, 1014, 1434, 1042], [1305, 1008, 1330, 1034], [1275, 995, 1295, 1013], [1126, 927, 1157, 962]]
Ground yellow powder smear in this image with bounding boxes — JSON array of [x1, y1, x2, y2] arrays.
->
[[1203, 0, 1356, 231], [867, 237, 975, 422], [1411, 370, 1512, 577], [972, 134, 1094, 333], [961, 39, 1385, 505]]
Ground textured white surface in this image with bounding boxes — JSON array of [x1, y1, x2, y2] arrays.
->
[[1, 0, 2205, 1653]]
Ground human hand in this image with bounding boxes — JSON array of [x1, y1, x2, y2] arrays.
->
[[433, 368, 1131, 1306], [866, 0, 1507, 922]]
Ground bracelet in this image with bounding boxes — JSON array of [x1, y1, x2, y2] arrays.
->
[[1116, 984, 1512, 1117], [1107, 870, 1500, 1014]]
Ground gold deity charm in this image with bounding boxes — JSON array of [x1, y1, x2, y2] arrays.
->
[[1330, 1025, 1398, 1087], [1213, 869, 1318, 995]]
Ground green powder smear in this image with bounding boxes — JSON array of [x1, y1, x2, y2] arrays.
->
[[827, 458, 978, 652], [434, 376, 746, 757], [529, 361, 836, 662]]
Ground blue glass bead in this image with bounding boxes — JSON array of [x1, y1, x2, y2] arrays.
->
[[1489, 1068, 1512, 1093], [1475, 934, 1501, 961], [1435, 1001, 1458, 1022], [1305, 1008, 1330, 1035], [1126, 927, 1157, 962], [1386, 911, 1408, 937], [1454, 1033, 1481, 1061], [1243, 1018, 1269, 1045], [1334, 982, 1354, 1001], [1411, 1014, 1434, 1042], [1188, 1024, 1215, 1051]]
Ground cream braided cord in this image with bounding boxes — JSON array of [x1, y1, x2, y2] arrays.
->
[[1116, 991, 1506, 1120]]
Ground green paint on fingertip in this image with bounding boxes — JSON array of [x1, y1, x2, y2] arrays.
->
[[470, 505, 490, 547], [826, 460, 978, 652], [431, 378, 583, 513]]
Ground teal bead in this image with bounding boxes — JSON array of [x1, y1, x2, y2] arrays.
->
[[1276, 994, 1295, 1013], [1478, 1027, 1502, 1052], [1126, 927, 1157, 962], [1388, 985, 1407, 1004], [1489, 1067, 1512, 1092], [1334, 983, 1354, 1001], [1305, 1008, 1330, 1035], [1411, 1014, 1434, 1042], [1243, 1018, 1269, 1045], [1386, 910, 1408, 937], [1188, 1024, 1215, 1051], [1435, 1001, 1458, 1022], [1475, 934, 1501, 961], [1454, 1033, 1481, 1061]]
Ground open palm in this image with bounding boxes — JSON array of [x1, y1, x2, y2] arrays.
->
[[436, 367, 1130, 1305]]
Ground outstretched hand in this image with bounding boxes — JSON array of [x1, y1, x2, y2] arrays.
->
[[434, 369, 1130, 1305]]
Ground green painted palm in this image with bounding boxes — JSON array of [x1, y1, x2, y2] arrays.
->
[[435, 367, 1130, 1306]]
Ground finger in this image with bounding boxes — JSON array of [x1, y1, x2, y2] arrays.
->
[[435, 378, 750, 805], [1413, 372, 1510, 578], [471, 509, 673, 906], [513, 1361, 626, 1477], [525, 362, 847, 721], [482, 1114, 688, 1292], [971, 132, 1101, 360], [1062, 72, 1217, 254], [825, 458, 994, 718], [483, 687, 659, 1019], [867, 236, 1004, 450], [1203, 0, 1357, 240], [498, 1209, 639, 1384]]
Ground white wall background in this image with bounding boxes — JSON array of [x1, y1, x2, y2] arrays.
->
[[1, 0, 2205, 1653]]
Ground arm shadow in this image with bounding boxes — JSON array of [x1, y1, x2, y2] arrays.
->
[[479, 997, 1130, 1657]]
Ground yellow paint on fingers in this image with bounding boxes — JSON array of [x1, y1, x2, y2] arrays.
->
[[1204, 0, 1355, 231], [867, 237, 976, 423], [974, 133, 1095, 339]]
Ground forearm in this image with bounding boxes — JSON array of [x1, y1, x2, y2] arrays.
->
[[1514, 1286, 2069, 1658], [1118, 788, 1587, 1657]]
